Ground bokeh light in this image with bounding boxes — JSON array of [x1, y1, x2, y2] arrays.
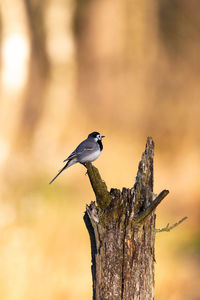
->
[[2, 34, 29, 91]]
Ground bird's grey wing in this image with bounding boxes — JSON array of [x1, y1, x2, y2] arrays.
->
[[63, 139, 96, 162], [76, 140, 98, 160], [63, 150, 77, 162]]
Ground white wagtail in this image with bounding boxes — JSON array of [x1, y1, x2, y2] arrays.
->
[[49, 132, 105, 184]]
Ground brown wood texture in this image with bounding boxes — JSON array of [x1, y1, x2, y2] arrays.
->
[[84, 137, 169, 300]]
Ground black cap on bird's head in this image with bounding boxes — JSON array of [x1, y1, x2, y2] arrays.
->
[[88, 132, 105, 140]]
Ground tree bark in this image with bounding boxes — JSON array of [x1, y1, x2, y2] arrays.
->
[[84, 137, 169, 300]]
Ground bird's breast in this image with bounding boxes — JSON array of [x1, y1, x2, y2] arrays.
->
[[79, 149, 101, 163]]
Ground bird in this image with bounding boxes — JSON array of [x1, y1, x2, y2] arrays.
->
[[49, 131, 105, 184]]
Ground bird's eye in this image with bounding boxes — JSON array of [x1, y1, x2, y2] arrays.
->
[[97, 135, 101, 140]]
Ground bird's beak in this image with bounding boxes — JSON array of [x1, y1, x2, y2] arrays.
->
[[102, 135, 105, 138]]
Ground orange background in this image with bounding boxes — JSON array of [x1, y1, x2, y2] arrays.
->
[[1, 0, 200, 299]]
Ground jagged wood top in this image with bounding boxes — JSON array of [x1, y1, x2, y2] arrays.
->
[[85, 137, 169, 220]]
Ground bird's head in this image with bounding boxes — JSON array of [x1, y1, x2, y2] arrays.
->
[[88, 132, 105, 142]]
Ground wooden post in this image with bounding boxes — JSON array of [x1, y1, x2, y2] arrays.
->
[[84, 137, 175, 300]]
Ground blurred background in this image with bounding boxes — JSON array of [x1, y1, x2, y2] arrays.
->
[[1, 0, 200, 299]]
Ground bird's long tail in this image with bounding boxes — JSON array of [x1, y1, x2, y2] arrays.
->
[[49, 162, 69, 184]]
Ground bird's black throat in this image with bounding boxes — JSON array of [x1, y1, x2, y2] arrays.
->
[[98, 140, 103, 151]]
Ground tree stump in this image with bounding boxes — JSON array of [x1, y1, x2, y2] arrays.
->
[[84, 137, 170, 300]]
